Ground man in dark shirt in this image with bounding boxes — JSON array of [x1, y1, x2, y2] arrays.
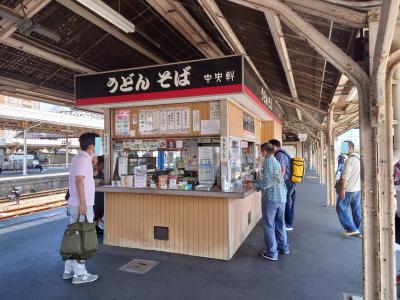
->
[[269, 139, 296, 231]]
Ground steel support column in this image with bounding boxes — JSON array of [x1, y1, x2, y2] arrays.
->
[[319, 131, 326, 185], [65, 134, 69, 169], [326, 107, 336, 206], [362, 3, 399, 299], [23, 128, 27, 176], [393, 68, 400, 162]]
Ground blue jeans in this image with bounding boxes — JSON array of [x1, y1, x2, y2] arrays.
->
[[336, 191, 362, 232], [284, 180, 296, 227], [261, 200, 289, 259]]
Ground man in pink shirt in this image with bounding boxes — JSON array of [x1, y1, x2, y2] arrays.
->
[[63, 132, 99, 284]]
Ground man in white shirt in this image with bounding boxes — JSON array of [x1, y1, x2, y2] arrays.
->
[[63, 132, 99, 284], [336, 140, 362, 236]]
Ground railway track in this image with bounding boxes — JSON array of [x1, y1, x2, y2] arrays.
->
[[0, 200, 67, 221], [0, 189, 68, 220], [0, 188, 68, 204]]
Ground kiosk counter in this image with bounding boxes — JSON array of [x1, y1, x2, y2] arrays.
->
[[75, 55, 283, 260]]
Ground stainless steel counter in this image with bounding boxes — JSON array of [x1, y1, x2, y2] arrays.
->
[[96, 186, 257, 199]]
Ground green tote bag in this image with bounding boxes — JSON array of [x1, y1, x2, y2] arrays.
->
[[60, 215, 99, 261]]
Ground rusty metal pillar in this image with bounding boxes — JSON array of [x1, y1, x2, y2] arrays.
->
[[393, 68, 400, 162], [360, 5, 398, 299], [326, 107, 336, 207], [319, 131, 326, 184], [65, 134, 69, 169]]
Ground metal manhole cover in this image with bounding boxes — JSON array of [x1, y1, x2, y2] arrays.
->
[[118, 259, 159, 275]]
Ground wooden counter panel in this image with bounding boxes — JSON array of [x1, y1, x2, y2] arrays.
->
[[228, 191, 262, 259], [104, 192, 229, 260]]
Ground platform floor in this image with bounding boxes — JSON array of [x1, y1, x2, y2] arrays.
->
[[0, 172, 367, 300]]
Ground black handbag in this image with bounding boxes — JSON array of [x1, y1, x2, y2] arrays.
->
[[60, 215, 99, 261]]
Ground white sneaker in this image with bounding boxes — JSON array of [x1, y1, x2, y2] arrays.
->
[[343, 230, 360, 236], [72, 272, 98, 284], [63, 271, 74, 280]]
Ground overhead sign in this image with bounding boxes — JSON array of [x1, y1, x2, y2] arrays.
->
[[76, 55, 242, 105], [75, 55, 281, 122]]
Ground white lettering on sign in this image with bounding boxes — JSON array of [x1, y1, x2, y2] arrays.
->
[[107, 73, 151, 94], [174, 66, 191, 87], [203, 70, 236, 84], [157, 71, 172, 88], [261, 87, 273, 110], [226, 71, 235, 81]]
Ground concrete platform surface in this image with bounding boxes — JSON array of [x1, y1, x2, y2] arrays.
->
[[0, 173, 363, 300]]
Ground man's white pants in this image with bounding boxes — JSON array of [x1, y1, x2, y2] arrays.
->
[[64, 205, 94, 276]]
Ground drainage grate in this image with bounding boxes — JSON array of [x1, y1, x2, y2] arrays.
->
[[118, 259, 159, 275]]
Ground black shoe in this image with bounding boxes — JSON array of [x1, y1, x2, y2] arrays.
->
[[96, 226, 103, 236], [278, 249, 290, 255], [260, 250, 277, 261]]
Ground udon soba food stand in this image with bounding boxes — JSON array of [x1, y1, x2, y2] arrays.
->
[[75, 55, 283, 260]]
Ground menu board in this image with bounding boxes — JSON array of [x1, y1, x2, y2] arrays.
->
[[193, 110, 200, 132], [182, 108, 190, 131], [160, 111, 167, 132], [138, 107, 191, 135], [167, 109, 175, 131], [210, 100, 221, 120], [115, 109, 130, 136]]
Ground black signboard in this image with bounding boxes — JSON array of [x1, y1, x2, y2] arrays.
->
[[243, 58, 282, 121], [75, 54, 281, 122], [76, 55, 242, 105]]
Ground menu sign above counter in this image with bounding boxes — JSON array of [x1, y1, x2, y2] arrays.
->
[[76, 55, 242, 105], [76, 55, 281, 123]]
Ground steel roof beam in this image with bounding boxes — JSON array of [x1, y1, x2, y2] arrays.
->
[[228, 0, 369, 90], [198, 0, 285, 118], [0, 0, 52, 41], [282, 0, 367, 28], [0, 76, 74, 106], [265, 11, 302, 121], [2, 37, 95, 73], [56, 0, 165, 64], [146, 0, 223, 58], [272, 92, 326, 114]]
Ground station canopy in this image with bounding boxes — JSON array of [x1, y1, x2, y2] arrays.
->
[[0, 0, 378, 140]]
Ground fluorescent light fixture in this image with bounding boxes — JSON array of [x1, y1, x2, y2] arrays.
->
[[76, 0, 135, 33]]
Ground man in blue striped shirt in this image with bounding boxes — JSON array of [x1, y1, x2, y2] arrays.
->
[[246, 143, 288, 261]]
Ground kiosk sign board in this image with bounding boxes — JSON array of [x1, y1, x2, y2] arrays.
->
[[75, 55, 281, 123]]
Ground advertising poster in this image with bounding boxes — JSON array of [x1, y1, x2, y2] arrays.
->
[[115, 109, 130, 136]]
